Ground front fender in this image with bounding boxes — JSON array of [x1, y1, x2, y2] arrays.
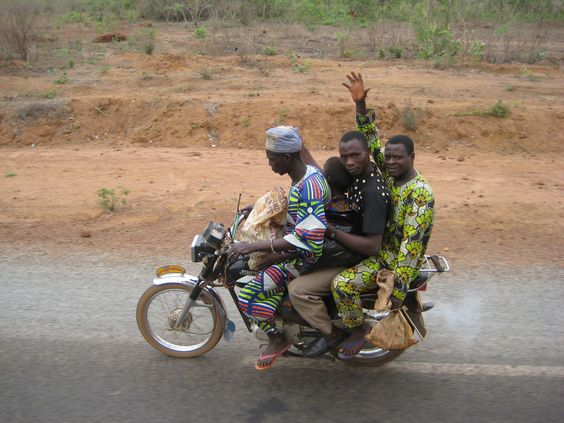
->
[[152, 273, 229, 339]]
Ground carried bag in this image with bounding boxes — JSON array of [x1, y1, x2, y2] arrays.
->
[[236, 187, 287, 270], [365, 309, 418, 350], [374, 269, 395, 311]]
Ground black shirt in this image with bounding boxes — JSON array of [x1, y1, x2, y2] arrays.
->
[[347, 165, 390, 235]]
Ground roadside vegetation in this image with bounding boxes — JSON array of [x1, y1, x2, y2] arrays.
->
[[455, 100, 511, 118], [0, 0, 560, 69], [97, 187, 130, 212]]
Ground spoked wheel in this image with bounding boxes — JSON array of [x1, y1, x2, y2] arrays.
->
[[136, 283, 224, 358]]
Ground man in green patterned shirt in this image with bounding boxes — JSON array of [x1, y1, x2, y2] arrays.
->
[[333, 72, 435, 358]]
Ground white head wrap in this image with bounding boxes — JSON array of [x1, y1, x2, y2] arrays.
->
[[265, 126, 302, 153]]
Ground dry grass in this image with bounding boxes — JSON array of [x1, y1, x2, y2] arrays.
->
[[0, 2, 37, 61]]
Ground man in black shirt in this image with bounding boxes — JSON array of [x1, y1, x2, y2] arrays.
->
[[287, 130, 390, 357]]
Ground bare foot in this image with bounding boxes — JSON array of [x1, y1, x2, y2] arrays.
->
[[339, 324, 370, 359]]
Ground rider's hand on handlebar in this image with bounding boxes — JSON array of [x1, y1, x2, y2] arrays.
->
[[227, 242, 256, 261]]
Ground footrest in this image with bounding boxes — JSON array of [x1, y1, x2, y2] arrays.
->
[[422, 302, 434, 312]]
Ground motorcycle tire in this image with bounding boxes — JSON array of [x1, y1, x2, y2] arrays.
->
[[136, 283, 224, 358], [330, 345, 404, 367]]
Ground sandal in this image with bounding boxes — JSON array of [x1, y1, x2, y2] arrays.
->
[[255, 343, 291, 370]]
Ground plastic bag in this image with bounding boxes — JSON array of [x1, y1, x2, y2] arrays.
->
[[236, 187, 287, 270]]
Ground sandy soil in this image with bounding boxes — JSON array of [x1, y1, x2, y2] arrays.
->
[[1, 25, 563, 267], [1, 145, 563, 268]]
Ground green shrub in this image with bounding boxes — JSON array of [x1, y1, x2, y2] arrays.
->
[[468, 40, 485, 59], [58, 11, 84, 24], [262, 45, 277, 56], [521, 50, 547, 64], [40, 89, 57, 99], [335, 31, 350, 58], [487, 100, 510, 118], [143, 29, 156, 55], [400, 101, 418, 131], [54, 72, 69, 85], [290, 53, 310, 73], [194, 26, 207, 40], [99, 65, 111, 75], [389, 46, 403, 58], [272, 107, 288, 125], [456, 100, 510, 118], [200, 68, 212, 79], [416, 24, 460, 60], [97, 187, 130, 212], [144, 42, 154, 55]]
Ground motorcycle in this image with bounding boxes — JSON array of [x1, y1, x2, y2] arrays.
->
[[136, 202, 450, 367]]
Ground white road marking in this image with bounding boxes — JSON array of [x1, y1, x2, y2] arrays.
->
[[387, 362, 564, 378], [274, 359, 564, 378]]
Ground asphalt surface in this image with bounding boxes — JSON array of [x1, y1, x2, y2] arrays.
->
[[1, 249, 563, 423]]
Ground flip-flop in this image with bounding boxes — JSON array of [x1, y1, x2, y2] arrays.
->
[[337, 336, 366, 360], [255, 343, 291, 371]]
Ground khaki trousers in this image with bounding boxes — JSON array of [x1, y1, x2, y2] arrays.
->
[[287, 267, 346, 335]]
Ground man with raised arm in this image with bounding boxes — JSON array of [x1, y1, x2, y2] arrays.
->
[[332, 72, 435, 359]]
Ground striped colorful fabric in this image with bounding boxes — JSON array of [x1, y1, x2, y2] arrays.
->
[[238, 264, 296, 329], [284, 166, 331, 264], [237, 165, 331, 332]]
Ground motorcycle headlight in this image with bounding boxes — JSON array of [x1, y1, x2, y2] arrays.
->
[[201, 222, 226, 249], [190, 234, 215, 263]]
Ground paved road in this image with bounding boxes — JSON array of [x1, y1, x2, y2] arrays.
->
[[1, 250, 563, 423]]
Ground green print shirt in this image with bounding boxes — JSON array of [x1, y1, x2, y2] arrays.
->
[[356, 109, 435, 289]]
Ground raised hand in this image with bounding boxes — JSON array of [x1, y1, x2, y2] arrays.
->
[[342, 71, 370, 103]]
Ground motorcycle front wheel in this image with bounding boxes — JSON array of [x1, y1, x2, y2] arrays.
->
[[136, 283, 224, 358]]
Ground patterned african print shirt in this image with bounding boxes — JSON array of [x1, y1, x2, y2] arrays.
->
[[283, 165, 331, 266], [356, 110, 435, 290]]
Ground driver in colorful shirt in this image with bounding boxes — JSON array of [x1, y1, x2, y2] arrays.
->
[[228, 126, 331, 370]]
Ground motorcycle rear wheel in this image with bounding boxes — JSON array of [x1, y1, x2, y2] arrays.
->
[[330, 342, 404, 367], [136, 283, 224, 358]]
